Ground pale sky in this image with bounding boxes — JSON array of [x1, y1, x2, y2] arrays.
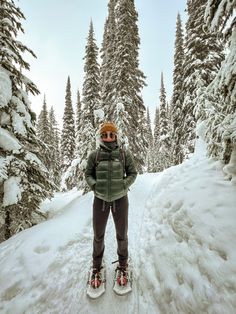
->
[[18, 0, 187, 127]]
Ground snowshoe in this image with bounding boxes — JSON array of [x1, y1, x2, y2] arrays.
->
[[86, 262, 106, 299], [113, 259, 133, 295]]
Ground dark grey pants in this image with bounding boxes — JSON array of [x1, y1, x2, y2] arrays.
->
[[92, 195, 129, 269]]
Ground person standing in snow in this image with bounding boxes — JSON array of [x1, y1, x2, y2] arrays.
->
[[85, 121, 137, 288]]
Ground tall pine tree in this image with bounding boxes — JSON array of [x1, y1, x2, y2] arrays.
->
[[181, 0, 224, 159], [77, 22, 101, 192], [60, 76, 76, 174], [146, 107, 154, 172], [171, 13, 185, 165], [158, 73, 171, 171], [100, 0, 117, 117], [106, 0, 148, 172], [75, 89, 82, 146], [48, 106, 61, 188], [82, 21, 101, 129], [153, 107, 161, 172], [36, 96, 52, 171], [0, 0, 53, 241], [203, 0, 236, 180]]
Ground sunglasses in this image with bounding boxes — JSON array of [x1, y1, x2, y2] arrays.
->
[[100, 131, 117, 140]]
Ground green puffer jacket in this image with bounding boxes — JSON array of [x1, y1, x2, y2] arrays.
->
[[85, 142, 137, 202]]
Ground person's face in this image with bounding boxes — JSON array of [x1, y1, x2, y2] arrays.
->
[[100, 131, 117, 142]]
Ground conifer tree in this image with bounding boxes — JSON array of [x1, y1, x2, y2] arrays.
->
[[75, 89, 82, 144], [182, 0, 224, 159], [100, 0, 117, 117], [146, 107, 154, 172], [36, 96, 52, 171], [167, 99, 174, 165], [153, 107, 161, 172], [146, 107, 153, 144], [107, 0, 148, 172], [77, 22, 101, 192], [203, 0, 236, 178], [82, 21, 101, 129], [48, 107, 61, 188], [153, 107, 160, 147], [60, 76, 76, 174], [37, 96, 51, 143], [61, 89, 82, 191], [158, 73, 171, 171], [0, 0, 53, 241], [172, 13, 185, 165]]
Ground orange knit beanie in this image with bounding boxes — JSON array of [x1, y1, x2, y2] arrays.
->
[[99, 122, 118, 134]]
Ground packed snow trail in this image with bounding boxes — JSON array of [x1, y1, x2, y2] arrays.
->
[[0, 174, 157, 314], [0, 140, 236, 313]]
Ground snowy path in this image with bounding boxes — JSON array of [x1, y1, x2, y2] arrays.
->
[[72, 173, 157, 314], [0, 174, 158, 314], [1, 147, 236, 313]]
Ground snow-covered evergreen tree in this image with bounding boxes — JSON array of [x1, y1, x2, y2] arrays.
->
[[182, 0, 224, 159], [203, 0, 236, 182], [146, 107, 153, 144], [75, 89, 82, 145], [60, 76, 76, 175], [171, 13, 185, 165], [100, 0, 117, 117], [167, 99, 174, 165], [61, 88, 82, 192], [82, 21, 101, 129], [107, 0, 148, 172], [48, 106, 61, 188], [76, 22, 101, 193], [158, 73, 171, 171], [36, 96, 52, 171], [0, 0, 53, 241], [146, 107, 154, 172], [153, 107, 160, 147], [153, 107, 161, 172], [37, 96, 50, 142]]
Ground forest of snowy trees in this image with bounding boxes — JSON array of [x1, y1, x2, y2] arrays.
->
[[0, 0, 235, 242]]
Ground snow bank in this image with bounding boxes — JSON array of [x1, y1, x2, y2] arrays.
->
[[140, 140, 236, 313], [0, 189, 93, 314], [223, 146, 236, 184]]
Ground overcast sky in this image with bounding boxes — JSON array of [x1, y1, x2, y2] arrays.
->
[[18, 0, 187, 127]]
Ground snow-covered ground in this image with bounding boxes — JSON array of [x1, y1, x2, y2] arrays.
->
[[0, 139, 236, 314]]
